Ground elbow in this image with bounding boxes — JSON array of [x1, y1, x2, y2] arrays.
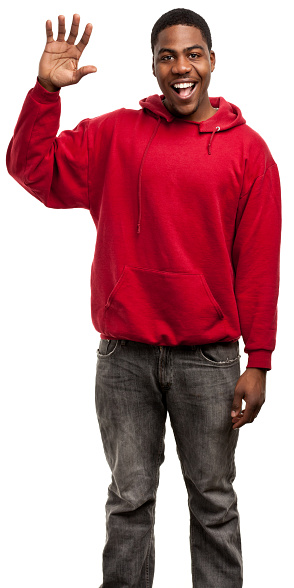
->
[[6, 138, 15, 177], [6, 137, 25, 185]]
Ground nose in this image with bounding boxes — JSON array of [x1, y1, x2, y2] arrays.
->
[[171, 56, 192, 75]]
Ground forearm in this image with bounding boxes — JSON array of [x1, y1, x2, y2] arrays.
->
[[6, 79, 61, 205], [6, 79, 90, 210]]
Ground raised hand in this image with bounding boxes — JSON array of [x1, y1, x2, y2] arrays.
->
[[38, 14, 97, 91]]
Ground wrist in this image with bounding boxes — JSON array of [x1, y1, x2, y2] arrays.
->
[[246, 367, 267, 375], [37, 76, 60, 93]]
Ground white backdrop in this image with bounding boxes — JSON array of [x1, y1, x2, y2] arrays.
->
[[1, 1, 292, 587]]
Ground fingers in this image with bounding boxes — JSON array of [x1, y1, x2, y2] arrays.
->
[[232, 401, 263, 429], [76, 22, 93, 54], [232, 403, 255, 429], [231, 391, 243, 419], [67, 13, 80, 45], [45, 14, 93, 52], [57, 15, 66, 42], [45, 14, 69, 44], [45, 20, 54, 43]]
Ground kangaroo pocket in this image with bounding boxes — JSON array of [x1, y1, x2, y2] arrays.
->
[[103, 265, 228, 345]]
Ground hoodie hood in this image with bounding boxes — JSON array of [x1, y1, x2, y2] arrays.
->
[[139, 94, 246, 132]]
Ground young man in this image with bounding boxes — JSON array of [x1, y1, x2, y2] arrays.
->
[[6, 8, 281, 588]]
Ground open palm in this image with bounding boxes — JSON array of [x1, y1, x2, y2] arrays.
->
[[38, 14, 96, 91]]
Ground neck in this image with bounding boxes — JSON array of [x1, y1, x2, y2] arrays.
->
[[163, 94, 218, 123], [182, 96, 217, 123]]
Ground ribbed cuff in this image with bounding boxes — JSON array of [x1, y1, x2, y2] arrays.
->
[[246, 350, 272, 370], [29, 78, 61, 104]]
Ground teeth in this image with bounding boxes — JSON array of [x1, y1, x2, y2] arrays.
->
[[173, 82, 195, 88]]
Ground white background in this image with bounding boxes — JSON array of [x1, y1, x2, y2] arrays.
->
[[1, 1, 292, 587]]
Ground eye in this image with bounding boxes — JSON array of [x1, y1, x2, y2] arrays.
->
[[189, 52, 201, 59], [161, 55, 174, 61]]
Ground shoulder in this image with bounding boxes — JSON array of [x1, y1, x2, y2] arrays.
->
[[238, 123, 279, 196], [240, 122, 276, 171], [88, 106, 142, 131]]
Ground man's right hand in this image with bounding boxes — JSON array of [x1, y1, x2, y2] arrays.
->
[[38, 14, 97, 92]]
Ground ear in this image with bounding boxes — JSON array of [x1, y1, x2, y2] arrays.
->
[[210, 50, 216, 73], [152, 56, 156, 77]]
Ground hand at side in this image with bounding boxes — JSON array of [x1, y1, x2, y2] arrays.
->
[[231, 368, 267, 429]]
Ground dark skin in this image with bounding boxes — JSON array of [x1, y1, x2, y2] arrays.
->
[[231, 367, 266, 429], [38, 15, 267, 429], [152, 25, 217, 123], [38, 14, 96, 92]]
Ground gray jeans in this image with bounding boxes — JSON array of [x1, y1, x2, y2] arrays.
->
[[95, 339, 243, 588]]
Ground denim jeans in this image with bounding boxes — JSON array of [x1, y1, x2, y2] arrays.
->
[[95, 338, 243, 588]]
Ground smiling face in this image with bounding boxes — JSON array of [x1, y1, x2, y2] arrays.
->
[[152, 25, 216, 122]]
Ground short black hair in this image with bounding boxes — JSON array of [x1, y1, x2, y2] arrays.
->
[[151, 8, 212, 54]]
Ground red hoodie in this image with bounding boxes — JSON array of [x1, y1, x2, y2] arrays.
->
[[6, 79, 282, 369]]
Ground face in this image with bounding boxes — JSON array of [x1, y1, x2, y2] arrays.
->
[[152, 25, 216, 122]]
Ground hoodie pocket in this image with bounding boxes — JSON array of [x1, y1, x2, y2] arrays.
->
[[103, 265, 226, 346]]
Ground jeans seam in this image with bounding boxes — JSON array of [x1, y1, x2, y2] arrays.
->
[[191, 514, 196, 582], [145, 421, 165, 588], [199, 347, 241, 366], [176, 454, 197, 582]]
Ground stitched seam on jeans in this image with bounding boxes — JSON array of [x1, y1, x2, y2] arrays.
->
[[199, 348, 241, 365], [145, 538, 150, 587], [145, 422, 165, 587], [191, 516, 196, 580]]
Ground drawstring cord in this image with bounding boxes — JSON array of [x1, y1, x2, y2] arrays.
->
[[137, 118, 161, 234], [136, 119, 220, 234], [208, 126, 220, 155]]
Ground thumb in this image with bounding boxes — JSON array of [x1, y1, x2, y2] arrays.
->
[[231, 387, 243, 417], [74, 65, 97, 83]]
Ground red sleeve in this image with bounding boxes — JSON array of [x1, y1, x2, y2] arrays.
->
[[232, 162, 282, 370], [6, 78, 90, 210]]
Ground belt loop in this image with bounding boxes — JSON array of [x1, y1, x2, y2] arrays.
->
[[121, 340, 126, 346]]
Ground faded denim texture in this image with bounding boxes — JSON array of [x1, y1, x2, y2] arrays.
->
[[95, 338, 243, 588]]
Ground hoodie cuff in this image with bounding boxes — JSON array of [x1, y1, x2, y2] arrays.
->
[[246, 350, 272, 371], [29, 78, 61, 104]]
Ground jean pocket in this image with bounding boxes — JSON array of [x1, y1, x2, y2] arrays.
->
[[199, 340, 240, 366], [97, 338, 119, 357]]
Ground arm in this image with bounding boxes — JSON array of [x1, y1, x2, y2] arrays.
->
[[230, 161, 282, 428], [6, 14, 97, 209]]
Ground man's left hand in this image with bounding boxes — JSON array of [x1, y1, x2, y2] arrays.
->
[[231, 368, 267, 429]]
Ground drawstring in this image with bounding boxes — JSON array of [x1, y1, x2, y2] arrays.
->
[[208, 126, 220, 155], [136, 119, 220, 234], [137, 118, 161, 234]]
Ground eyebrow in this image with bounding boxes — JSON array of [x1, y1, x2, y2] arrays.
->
[[157, 44, 205, 55]]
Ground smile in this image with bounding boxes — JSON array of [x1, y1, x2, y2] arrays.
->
[[171, 81, 199, 100]]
